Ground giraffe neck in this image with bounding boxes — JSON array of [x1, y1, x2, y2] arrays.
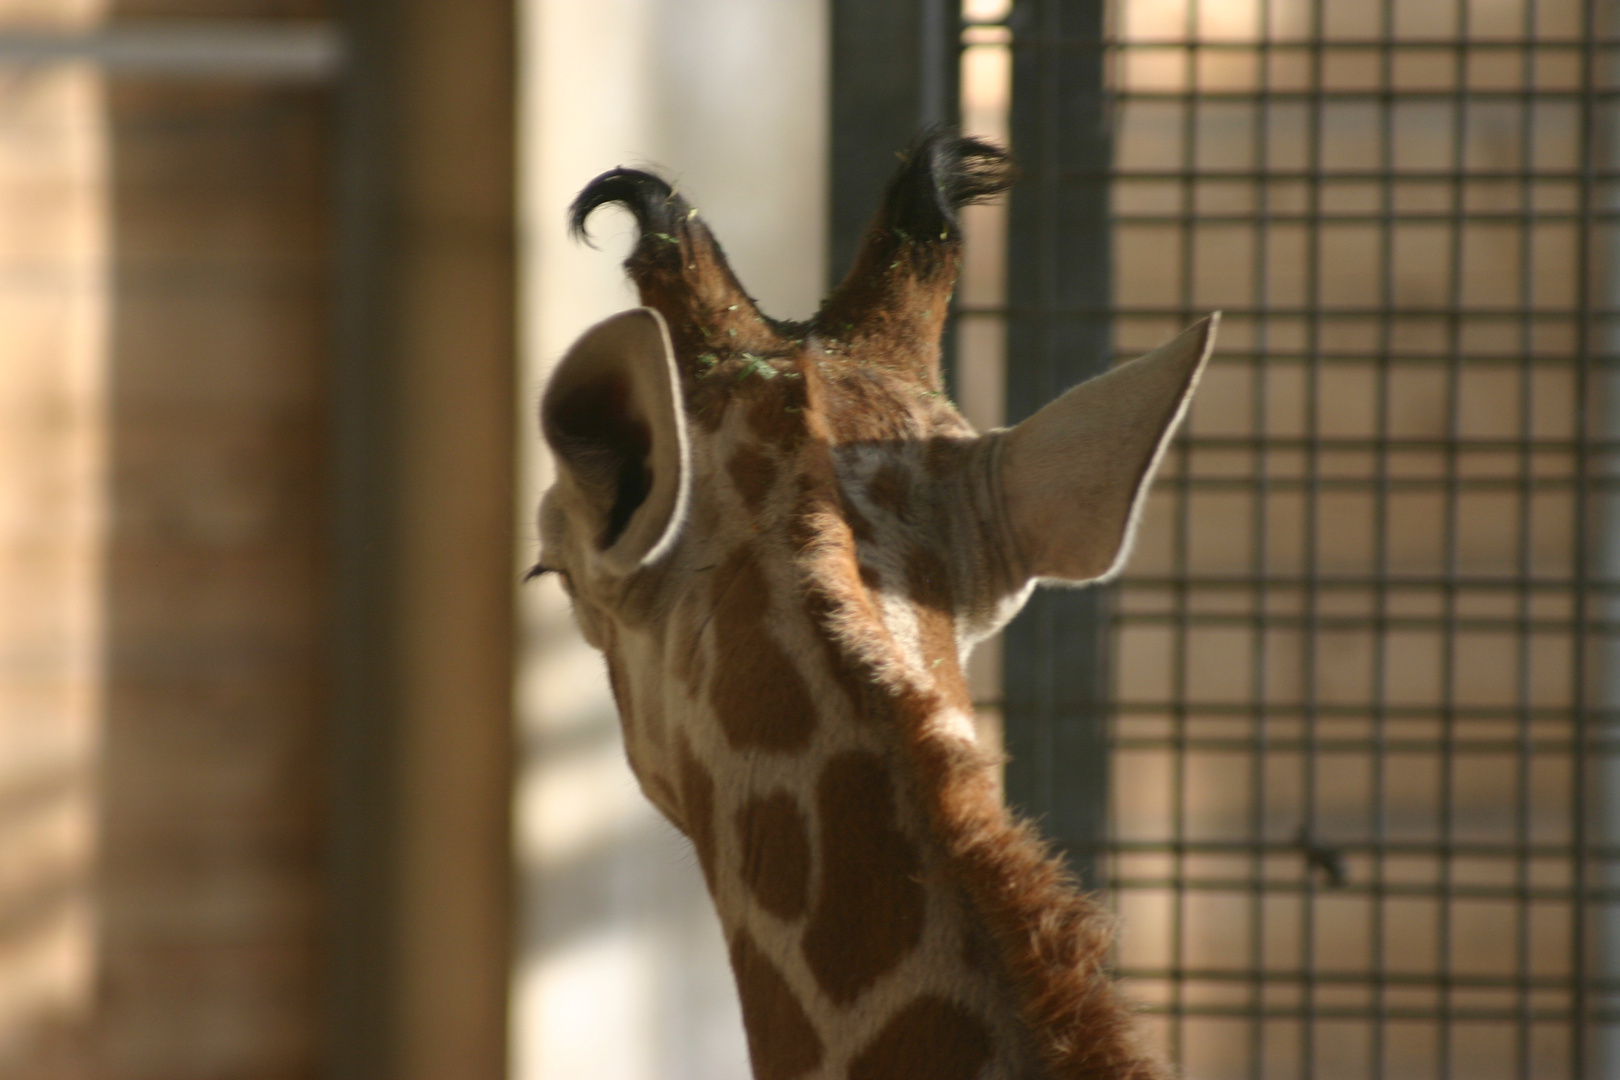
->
[[658, 548, 1041, 1080], [606, 407, 1168, 1080]]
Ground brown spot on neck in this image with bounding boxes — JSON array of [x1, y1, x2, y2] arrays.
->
[[707, 544, 818, 753], [734, 791, 812, 921], [866, 463, 913, 520], [729, 929, 825, 1080], [817, 366, 936, 444], [800, 749, 925, 1005], [848, 995, 993, 1080], [727, 444, 777, 511]]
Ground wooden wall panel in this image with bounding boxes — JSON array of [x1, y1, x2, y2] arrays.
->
[[388, 4, 515, 1076], [333, 2, 514, 1077], [0, 4, 515, 1076], [99, 81, 330, 1080]]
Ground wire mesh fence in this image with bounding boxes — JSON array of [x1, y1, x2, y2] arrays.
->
[[955, 0, 1620, 1076]]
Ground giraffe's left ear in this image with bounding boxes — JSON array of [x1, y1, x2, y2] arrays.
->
[[542, 308, 691, 574], [998, 314, 1218, 584]]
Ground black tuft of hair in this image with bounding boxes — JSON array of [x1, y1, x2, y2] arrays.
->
[[569, 168, 692, 248], [882, 127, 1014, 243]]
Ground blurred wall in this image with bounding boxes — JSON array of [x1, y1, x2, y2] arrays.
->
[[334, 3, 515, 1080], [0, 3, 517, 1079], [0, 4, 107, 1072], [516, 2, 825, 1078], [0, 4, 337, 1076]]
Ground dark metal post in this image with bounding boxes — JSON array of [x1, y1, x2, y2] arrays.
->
[[330, 4, 402, 1076], [1001, 0, 1113, 888], [329, 3, 515, 1076], [828, 0, 960, 291]]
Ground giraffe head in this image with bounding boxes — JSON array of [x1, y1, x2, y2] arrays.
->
[[539, 130, 1213, 772], [537, 131, 1214, 1078]]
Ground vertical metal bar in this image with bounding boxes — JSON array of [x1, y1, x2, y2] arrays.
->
[[1436, 8, 1472, 1079], [1003, 0, 1114, 889], [330, 4, 401, 1076], [1574, 2, 1599, 1074], [1168, 2, 1200, 1065], [1600, 5, 1620, 1075], [328, 4, 514, 1075], [1513, 5, 1539, 1077], [920, 0, 962, 134], [1371, 4, 1396, 1077], [1300, 2, 1325, 1076], [1249, 7, 1275, 1077], [830, 0, 962, 398]]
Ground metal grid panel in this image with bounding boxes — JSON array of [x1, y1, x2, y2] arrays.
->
[[961, 0, 1620, 1075]]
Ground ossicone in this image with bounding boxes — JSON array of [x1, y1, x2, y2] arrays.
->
[[814, 128, 1015, 386], [569, 168, 784, 369]]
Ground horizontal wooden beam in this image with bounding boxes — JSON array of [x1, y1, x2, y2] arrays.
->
[[0, 21, 342, 81]]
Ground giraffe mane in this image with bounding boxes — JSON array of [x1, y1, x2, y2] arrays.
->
[[793, 366, 1173, 1080]]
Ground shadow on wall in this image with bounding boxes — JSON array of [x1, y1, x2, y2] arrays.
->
[[0, 61, 330, 1080]]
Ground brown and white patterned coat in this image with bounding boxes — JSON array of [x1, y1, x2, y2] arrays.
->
[[535, 132, 1218, 1080]]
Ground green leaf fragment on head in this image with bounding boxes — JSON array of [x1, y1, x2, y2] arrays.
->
[[736, 354, 778, 380]]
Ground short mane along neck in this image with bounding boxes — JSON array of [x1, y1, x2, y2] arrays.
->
[[538, 130, 1217, 1079], [657, 363, 1172, 1079]]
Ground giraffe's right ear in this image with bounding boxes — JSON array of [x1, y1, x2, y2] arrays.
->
[[542, 308, 691, 575], [998, 315, 1217, 584]]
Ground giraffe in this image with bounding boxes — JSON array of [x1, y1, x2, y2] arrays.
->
[[534, 131, 1217, 1080]]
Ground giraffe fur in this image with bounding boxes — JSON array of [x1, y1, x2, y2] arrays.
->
[[537, 129, 1218, 1080]]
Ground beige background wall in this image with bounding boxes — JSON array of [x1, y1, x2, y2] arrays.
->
[[0, 29, 107, 1076], [0, 4, 517, 1078], [0, 6, 337, 1073]]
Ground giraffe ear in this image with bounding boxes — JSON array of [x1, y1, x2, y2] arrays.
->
[[998, 315, 1218, 584], [542, 308, 691, 574]]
